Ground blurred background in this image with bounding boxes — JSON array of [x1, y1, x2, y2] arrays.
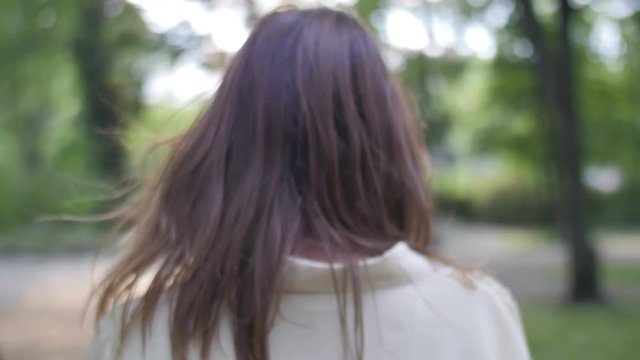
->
[[0, 0, 639, 359]]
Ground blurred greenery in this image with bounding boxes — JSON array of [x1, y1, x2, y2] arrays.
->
[[1, 0, 638, 358], [1, 0, 638, 231], [0, 222, 107, 252], [524, 302, 640, 360], [523, 238, 640, 359], [604, 264, 640, 284]]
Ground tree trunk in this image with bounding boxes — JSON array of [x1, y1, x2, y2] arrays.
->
[[517, 0, 600, 302], [74, 0, 124, 178]]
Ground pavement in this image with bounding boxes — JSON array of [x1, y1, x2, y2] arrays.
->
[[0, 254, 113, 360]]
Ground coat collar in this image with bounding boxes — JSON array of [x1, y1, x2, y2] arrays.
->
[[281, 242, 433, 294]]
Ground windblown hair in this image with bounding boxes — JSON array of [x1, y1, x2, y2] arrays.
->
[[95, 7, 431, 360]]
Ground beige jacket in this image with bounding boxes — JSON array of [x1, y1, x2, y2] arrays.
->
[[88, 242, 531, 359]]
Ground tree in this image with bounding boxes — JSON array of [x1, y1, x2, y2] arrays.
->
[[74, 1, 124, 178], [74, 0, 159, 179], [0, 0, 167, 228], [517, 0, 600, 302]]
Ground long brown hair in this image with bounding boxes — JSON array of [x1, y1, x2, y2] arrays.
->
[[95, 7, 431, 360]]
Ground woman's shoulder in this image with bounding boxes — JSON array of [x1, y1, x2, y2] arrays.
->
[[87, 296, 235, 360], [415, 256, 521, 317], [378, 246, 518, 330], [87, 297, 174, 360], [410, 257, 528, 346], [372, 242, 521, 319], [401, 256, 531, 358], [384, 250, 521, 326]]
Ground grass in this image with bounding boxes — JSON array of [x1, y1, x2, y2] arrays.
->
[[523, 302, 640, 360], [530, 261, 640, 360], [605, 264, 640, 284]]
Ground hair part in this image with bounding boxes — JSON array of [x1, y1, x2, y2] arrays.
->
[[94, 7, 431, 360]]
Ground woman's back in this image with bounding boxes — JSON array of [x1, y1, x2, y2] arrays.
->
[[88, 7, 531, 360], [89, 243, 529, 359]]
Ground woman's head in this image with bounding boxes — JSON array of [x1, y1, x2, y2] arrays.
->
[[97, 7, 431, 360]]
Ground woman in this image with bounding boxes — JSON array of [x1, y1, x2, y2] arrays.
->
[[88, 7, 531, 360]]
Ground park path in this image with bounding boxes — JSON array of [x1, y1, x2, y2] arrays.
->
[[0, 253, 114, 360], [1, 222, 639, 360]]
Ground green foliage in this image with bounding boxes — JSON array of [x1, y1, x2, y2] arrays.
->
[[1, 0, 639, 231], [123, 101, 204, 178], [0, 0, 168, 230], [423, 1, 640, 227], [432, 163, 555, 224], [0, 222, 107, 252], [0, 0, 87, 228]]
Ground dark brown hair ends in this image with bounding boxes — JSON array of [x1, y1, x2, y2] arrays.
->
[[94, 7, 432, 360]]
